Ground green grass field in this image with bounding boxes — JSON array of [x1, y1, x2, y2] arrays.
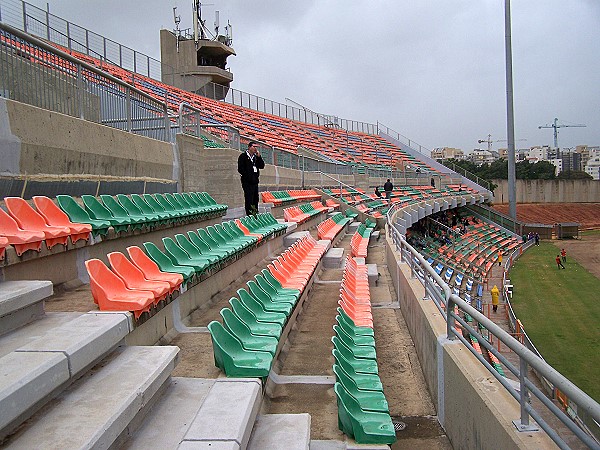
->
[[509, 242, 600, 402]]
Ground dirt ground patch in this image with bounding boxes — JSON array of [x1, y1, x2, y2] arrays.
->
[[167, 332, 221, 379], [44, 282, 96, 313], [493, 203, 600, 229], [552, 232, 600, 279]]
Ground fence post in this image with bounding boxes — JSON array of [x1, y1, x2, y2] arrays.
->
[[76, 63, 84, 119], [22, 2, 27, 33], [126, 87, 132, 132], [446, 296, 455, 339]]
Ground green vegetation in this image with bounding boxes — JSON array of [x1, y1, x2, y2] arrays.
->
[[509, 242, 600, 402]]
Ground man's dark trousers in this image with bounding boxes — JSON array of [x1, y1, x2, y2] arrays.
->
[[242, 182, 259, 216]]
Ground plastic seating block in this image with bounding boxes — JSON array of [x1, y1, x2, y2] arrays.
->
[[142, 242, 195, 283], [4, 197, 71, 248], [333, 324, 375, 348], [333, 365, 388, 412], [229, 298, 282, 338], [220, 308, 278, 355], [162, 237, 210, 274], [32, 196, 92, 243], [130, 194, 171, 225], [0, 208, 45, 256], [117, 194, 161, 227], [332, 349, 383, 390], [207, 321, 272, 379], [100, 195, 146, 230], [84, 258, 154, 319], [107, 252, 171, 304], [126, 246, 183, 292], [336, 309, 374, 337], [334, 383, 396, 444], [237, 288, 287, 327], [247, 280, 294, 313], [332, 335, 377, 361], [260, 269, 301, 298], [255, 274, 298, 304], [174, 233, 219, 268], [82, 195, 130, 234], [186, 231, 227, 262], [143, 194, 183, 222], [56, 195, 110, 237]]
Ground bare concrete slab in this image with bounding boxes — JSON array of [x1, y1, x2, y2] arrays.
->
[[367, 264, 379, 287], [180, 378, 262, 449], [0, 351, 69, 435], [178, 442, 239, 450], [247, 413, 311, 450], [2, 345, 179, 450], [0, 280, 53, 335], [348, 222, 361, 234], [122, 377, 215, 450], [323, 248, 344, 269], [285, 231, 311, 248], [16, 311, 130, 377]]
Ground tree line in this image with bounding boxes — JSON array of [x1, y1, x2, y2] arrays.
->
[[440, 158, 592, 180]]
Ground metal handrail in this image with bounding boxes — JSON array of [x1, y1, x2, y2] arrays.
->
[[386, 201, 600, 449]]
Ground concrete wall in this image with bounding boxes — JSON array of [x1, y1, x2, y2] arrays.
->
[[385, 234, 557, 450], [0, 99, 174, 180], [493, 179, 600, 204]]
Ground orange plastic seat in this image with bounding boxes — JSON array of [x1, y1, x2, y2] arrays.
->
[[126, 246, 183, 293], [85, 258, 154, 319], [107, 252, 171, 304], [0, 236, 8, 260], [0, 208, 45, 256], [4, 197, 71, 249], [32, 196, 92, 243]]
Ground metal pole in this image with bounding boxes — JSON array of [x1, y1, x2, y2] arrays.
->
[[505, 0, 517, 220]]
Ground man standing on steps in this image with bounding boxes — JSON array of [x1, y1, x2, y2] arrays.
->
[[383, 178, 393, 202], [238, 142, 265, 216]]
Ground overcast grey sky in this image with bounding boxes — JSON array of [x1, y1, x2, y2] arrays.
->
[[21, 0, 600, 153]]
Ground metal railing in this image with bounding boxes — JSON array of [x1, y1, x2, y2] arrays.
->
[[178, 102, 240, 150], [0, 22, 171, 142], [438, 159, 494, 192], [467, 203, 522, 234], [386, 201, 600, 449]]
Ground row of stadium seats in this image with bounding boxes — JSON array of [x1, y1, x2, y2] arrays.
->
[[350, 224, 372, 258], [332, 257, 395, 444], [317, 213, 352, 241], [283, 201, 328, 224], [208, 235, 327, 378], [260, 190, 321, 205]]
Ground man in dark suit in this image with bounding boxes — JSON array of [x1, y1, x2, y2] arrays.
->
[[237, 142, 265, 216]]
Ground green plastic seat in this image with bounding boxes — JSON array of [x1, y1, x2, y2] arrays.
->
[[332, 335, 377, 361], [336, 308, 374, 337], [261, 269, 301, 298], [56, 195, 110, 237], [130, 194, 171, 225], [254, 274, 298, 304], [333, 349, 383, 391], [198, 228, 236, 257], [237, 288, 287, 327], [214, 223, 249, 250], [334, 383, 396, 445], [100, 195, 146, 230], [187, 231, 227, 262], [333, 324, 375, 348], [229, 298, 282, 338], [173, 192, 204, 216], [221, 308, 278, 355], [174, 233, 219, 267], [154, 193, 188, 220], [142, 242, 195, 283], [333, 365, 388, 412], [162, 237, 210, 274], [241, 285, 292, 316], [247, 281, 294, 315], [197, 192, 227, 212], [81, 195, 130, 234], [223, 221, 257, 247], [332, 341, 378, 375], [165, 193, 199, 218], [143, 194, 183, 223], [207, 321, 272, 378], [117, 194, 162, 227], [207, 225, 243, 252], [185, 192, 217, 213]]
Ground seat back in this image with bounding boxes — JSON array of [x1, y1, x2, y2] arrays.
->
[[187, 231, 213, 254], [0, 207, 22, 233], [100, 195, 129, 217], [162, 237, 191, 261], [82, 195, 114, 220], [229, 297, 258, 323], [237, 288, 265, 314], [4, 197, 47, 229], [207, 321, 239, 370], [85, 258, 128, 298], [56, 195, 93, 222], [117, 194, 144, 216], [221, 307, 251, 339], [127, 246, 162, 276], [107, 251, 146, 284], [174, 234, 201, 257], [143, 194, 167, 213], [130, 194, 154, 214], [255, 274, 278, 297], [33, 196, 73, 226]]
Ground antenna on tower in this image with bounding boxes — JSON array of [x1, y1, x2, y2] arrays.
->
[[214, 10, 219, 36], [173, 7, 181, 52]]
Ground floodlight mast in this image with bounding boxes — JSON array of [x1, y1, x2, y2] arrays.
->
[[505, 0, 517, 221]]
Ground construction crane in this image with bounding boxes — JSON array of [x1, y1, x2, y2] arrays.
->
[[538, 118, 586, 149], [477, 134, 526, 152]]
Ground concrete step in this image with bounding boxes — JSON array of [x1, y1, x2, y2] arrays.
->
[[0, 280, 53, 335], [178, 378, 263, 449], [247, 414, 311, 450], [121, 377, 214, 450], [0, 311, 131, 439], [2, 345, 179, 449]]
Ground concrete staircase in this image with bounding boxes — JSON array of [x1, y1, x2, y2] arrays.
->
[[0, 280, 313, 450]]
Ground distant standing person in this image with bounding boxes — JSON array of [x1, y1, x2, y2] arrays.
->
[[237, 142, 265, 216], [383, 178, 393, 201], [555, 254, 566, 269], [497, 252, 503, 266], [561, 248, 567, 263], [431, 177, 435, 188], [375, 186, 382, 198], [534, 233, 540, 246], [490, 285, 500, 313]]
